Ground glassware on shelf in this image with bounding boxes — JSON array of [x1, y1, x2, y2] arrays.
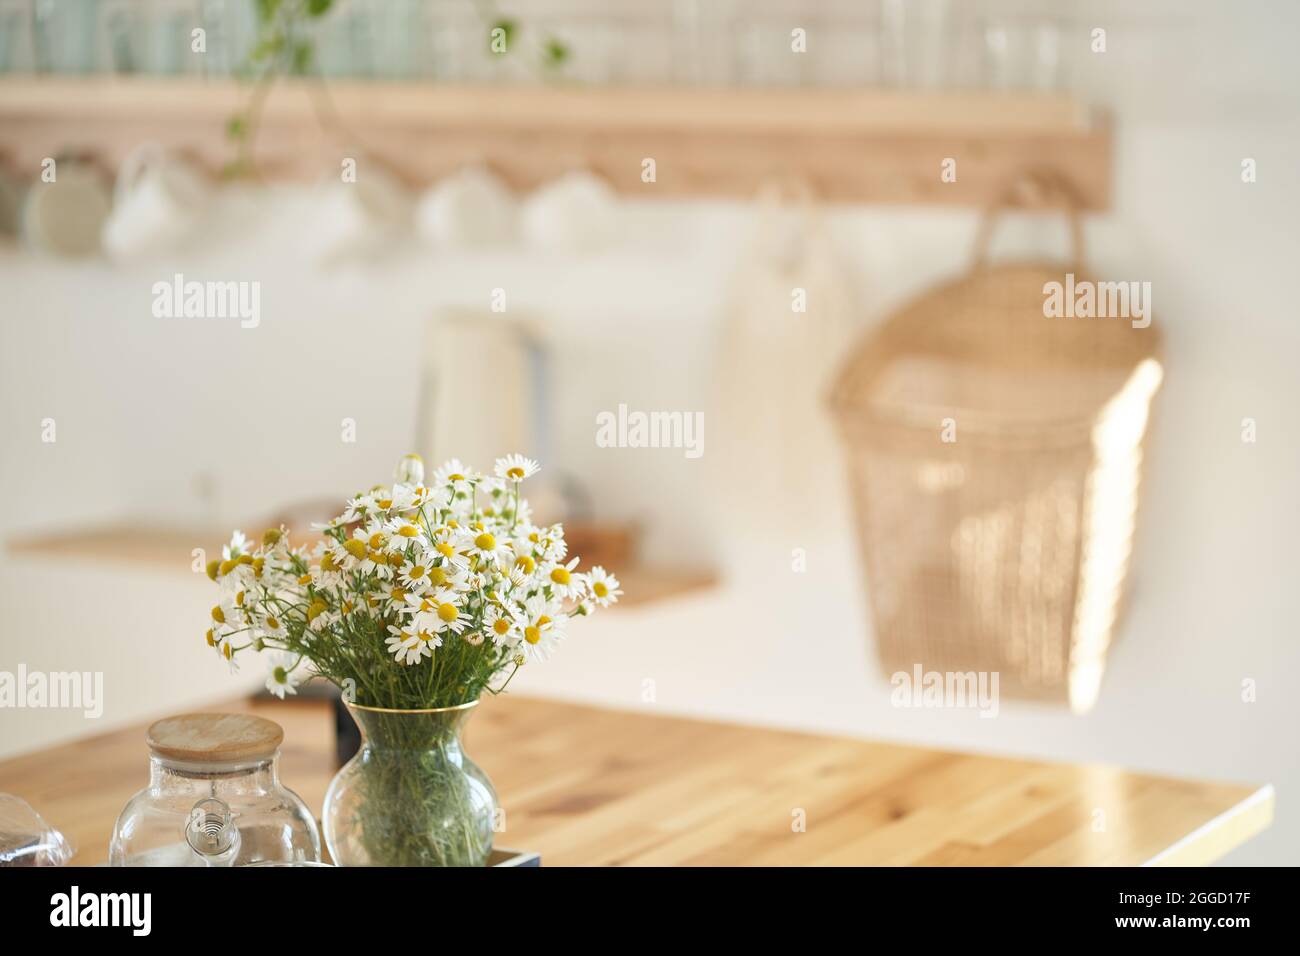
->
[[881, 0, 951, 89], [109, 713, 321, 867], [32, 0, 101, 74], [982, 18, 1064, 92]]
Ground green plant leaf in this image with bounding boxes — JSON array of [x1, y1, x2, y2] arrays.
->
[[226, 114, 248, 140], [541, 37, 569, 68], [292, 40, 314, 73], [307, 0, 333, 16]]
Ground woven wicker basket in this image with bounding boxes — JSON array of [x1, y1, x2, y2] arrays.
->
[[830, 171, 1163, 713]]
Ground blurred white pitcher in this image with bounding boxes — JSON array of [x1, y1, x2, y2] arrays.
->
[[102, 144, 209, 261]]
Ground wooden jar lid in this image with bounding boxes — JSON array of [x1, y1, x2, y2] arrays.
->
[[146, 713, 283, 764]]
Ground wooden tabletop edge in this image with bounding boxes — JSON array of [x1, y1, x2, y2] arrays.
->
[[1141, 784, 1276, 867]]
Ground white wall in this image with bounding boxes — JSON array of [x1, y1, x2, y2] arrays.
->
[[1, 0, 1297, 864]]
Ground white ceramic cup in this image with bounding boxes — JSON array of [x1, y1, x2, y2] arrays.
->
[[520, 170, 617, 253], [102, 144, 209, 261], [306, 161, 411, 265], [415, 166, 516, 247], [22, 157, 112, 258]]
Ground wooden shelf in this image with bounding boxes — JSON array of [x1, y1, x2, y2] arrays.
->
[[5, 522, 715, 610], [0, 77, 1110, 207]]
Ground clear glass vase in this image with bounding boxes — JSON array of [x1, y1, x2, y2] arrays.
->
[[323, 701, 497, 867]]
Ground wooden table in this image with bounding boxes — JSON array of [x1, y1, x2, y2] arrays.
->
[[0, 696, 1272, 866]]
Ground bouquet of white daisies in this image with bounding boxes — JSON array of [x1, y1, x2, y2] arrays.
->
[[204, 453, 621, 708]]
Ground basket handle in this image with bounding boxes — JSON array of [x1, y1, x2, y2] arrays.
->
[[971, 168, 1087, 271]]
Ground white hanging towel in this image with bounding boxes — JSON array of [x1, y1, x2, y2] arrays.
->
[[710, 180, 858, 562]]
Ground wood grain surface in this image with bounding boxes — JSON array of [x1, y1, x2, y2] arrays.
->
[[0, 695, 1270, 866]]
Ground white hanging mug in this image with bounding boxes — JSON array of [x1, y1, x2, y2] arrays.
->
[[520, 170, 617, 253], [415, 166, 516, 247], [306, 159, 411, 266], [22, 155, 112, 258], [102, 144, 209, 261]]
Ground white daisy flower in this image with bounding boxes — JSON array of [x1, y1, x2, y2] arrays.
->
[[213, 633, 240, 673], [369, 485, 416, 515], [385, 624, 440, 665], [399, 555, 437, 592], [494, 454, 539, 484], [433, 458, 480, 488], [463, 630, 485, 647], [542, 556, 583, 600], [222, 530, 251, 561], [483, 604, 521, 647], [429, 526, 470, 569], [586, 566, 622, 608], [516, 595, 564, 661], [257, 608, 289, 641], [518, 602, 564, 663], [463, 524, 513, 567], [424, 587, 469, 636], [265, 652, 304, 699], [383, 516, 427, 551], [393, 453, 425, 485]]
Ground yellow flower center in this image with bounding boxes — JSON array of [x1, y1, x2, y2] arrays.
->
[[429, 566, 448, 586], [273, 666, 287, 683], [298, 574, 312, 585], [211, 605, 225, 624], [219, 559, 237, 576], [235, 590, 245, 607], [266, 616, 280, 630], [593, 581, 608, 598], [418, 630, 436, 644], [448, 473, 465, 482], [369, 533, 386, 550], [475, 533, 496, 551], [252, 557, 265, 578], [377, 498, 393, 510], [436, 542, 455, 558], [397, 524, 419, 538], [223, 643, 233, 660], [307, 600, 327, 622], [320, 552, 338, 572], [408, 565, 428, 580], [205, 559, 220, 581], [391, 588, 408, 603], [437, 603, 459, 623], [524, 626, 541, 644], [515, 555, 536, 573], [508, 467, 526, 480], [344, 539, 368, 559], [550, 567, 571, 586], [262, 528, 282, 547], [493, 618, 510, 635], [205, 628, 216, 647]]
